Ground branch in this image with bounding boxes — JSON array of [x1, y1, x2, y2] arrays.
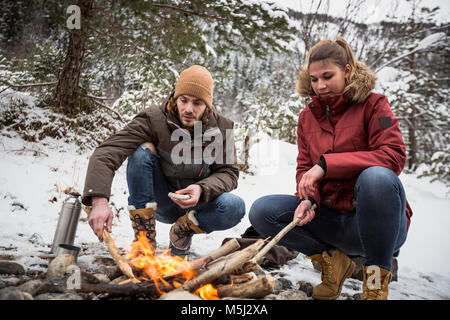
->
[[0, 81, 57, 94], [82, 92, 126, 124], [152, 3, 230, 22]]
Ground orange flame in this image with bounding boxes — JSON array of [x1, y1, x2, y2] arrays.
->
[[194, 284, 220, 300], [126, 232, 195, 294]]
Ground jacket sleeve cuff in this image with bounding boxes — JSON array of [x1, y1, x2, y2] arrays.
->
[[317, 156, 327, 176]]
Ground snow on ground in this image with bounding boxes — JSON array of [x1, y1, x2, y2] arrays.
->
[[1, 125, 449, 299]]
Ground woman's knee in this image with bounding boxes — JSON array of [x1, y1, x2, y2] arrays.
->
[[356, 166, 399, 192], [249, 197, 267, 226]]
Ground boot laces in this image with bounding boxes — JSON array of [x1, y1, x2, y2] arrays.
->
[[363, 273, 389, 300], [322, 255, 334, 283], [364, 286, 384, 300]]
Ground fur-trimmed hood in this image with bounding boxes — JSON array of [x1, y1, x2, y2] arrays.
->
[[296, 61, 376, 104]]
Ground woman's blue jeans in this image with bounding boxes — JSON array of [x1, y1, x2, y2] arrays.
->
[[126, 144, 245, 233], [249, 166, 408, 271]]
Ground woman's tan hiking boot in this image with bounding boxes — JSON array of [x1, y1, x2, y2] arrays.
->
[[309, 249, 356, 300], [362, 265, 391, 300]]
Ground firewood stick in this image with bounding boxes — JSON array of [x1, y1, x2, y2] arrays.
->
[[253, 203, 317, 264], [216, 274, 275, 299], [78, 280, 172, 298], [230, 272, 257, 284], [230, 261, 261, 275], [174, 239, 265, 294], [201, 238, 265, 273], [160, 239, 241, 282], [189, 238, 240, 271], [82, 205, 140, 284]]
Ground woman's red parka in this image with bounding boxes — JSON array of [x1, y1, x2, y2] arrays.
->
[[295, 62, 413, 229]]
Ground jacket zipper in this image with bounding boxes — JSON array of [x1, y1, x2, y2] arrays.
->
[[326, 105, 330, 121]]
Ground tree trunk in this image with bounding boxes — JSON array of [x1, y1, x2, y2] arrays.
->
[[407, 53, 417, 170], [407, 117, 417, 170], [53, 0, 93, 115]]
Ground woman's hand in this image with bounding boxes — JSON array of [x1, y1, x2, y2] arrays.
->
[[294, 200, 316, 226], [170, 184, 202, 209], [297, 164, 325, 199]]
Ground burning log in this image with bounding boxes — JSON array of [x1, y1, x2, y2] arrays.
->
[[216, 274, 275, 299], [78, 280, 172, 298]]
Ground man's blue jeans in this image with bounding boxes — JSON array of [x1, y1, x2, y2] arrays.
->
[[249, 166, 408, 271], [126, 144, 245, 233]]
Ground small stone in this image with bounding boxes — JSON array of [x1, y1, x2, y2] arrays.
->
[[297, 280, 314, 297], [92, 273, 110, 283], [275, 289, 308, 300], [353, 293, 362, 300], [34, 293, 83, 300], [0, 260, 26, 275], [47, 254, 76, 278], [0, 287, 33, 300], [274, 277, 292, 293], [158, 291, 202, 300], [18, 279, 45, 296]]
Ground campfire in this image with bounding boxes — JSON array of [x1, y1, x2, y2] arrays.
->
[[125, 232, 219, 299], [41, 232, 277, 300], [114, 231, 275, 300], [41, 205, 282, 300]]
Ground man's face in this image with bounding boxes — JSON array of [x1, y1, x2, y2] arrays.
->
[[176, 95, 207, 127]]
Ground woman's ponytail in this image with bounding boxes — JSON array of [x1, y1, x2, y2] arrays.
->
[[335, 37, 357, 81]]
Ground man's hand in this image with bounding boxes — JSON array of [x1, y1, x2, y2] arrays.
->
[[294, 199, 315, 226], [170, 184, 202, 209], [297, 164, 325, 199], [88, 197, 113, 242]]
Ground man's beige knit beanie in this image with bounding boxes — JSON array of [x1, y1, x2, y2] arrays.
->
[[174, 65, 214, 110]]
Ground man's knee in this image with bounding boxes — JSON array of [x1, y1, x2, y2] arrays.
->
[[142, 142, 158, 155], [128, 143, 157, 166], [216, 193, 246, 221]]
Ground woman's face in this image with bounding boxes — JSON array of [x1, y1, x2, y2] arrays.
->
[[309, 59, 351, 97]]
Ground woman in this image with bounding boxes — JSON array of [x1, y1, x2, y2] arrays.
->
[[249, 37, 413, 300]]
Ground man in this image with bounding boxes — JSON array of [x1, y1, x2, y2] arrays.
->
[[82, 65, 245, 256]]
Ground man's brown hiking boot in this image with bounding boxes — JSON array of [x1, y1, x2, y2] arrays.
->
[[129, 202, 157, 249], [169, 210, 205, 256]]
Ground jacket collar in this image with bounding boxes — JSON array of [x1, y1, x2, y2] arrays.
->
[[309, 93, 352, 120]]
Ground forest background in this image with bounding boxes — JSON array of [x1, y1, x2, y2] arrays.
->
[[0, 0, 449, 189]]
